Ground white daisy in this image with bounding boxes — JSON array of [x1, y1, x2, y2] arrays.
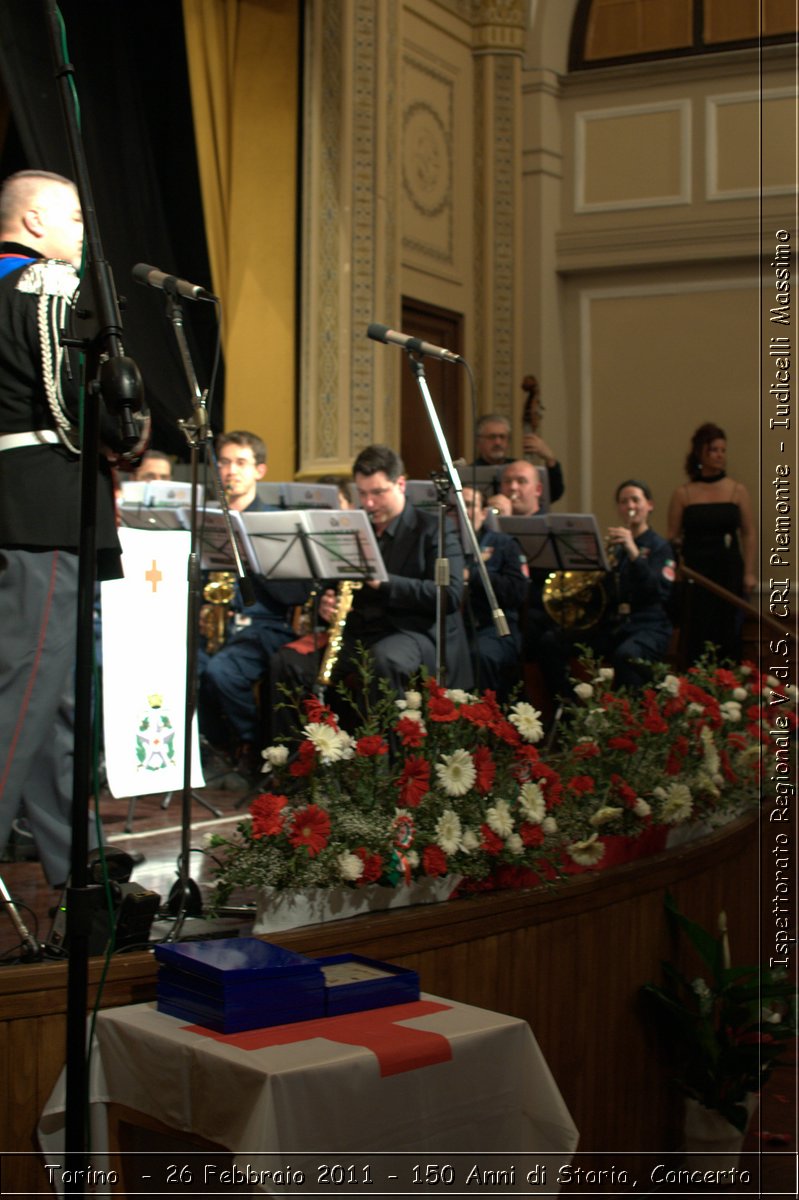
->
[[460, 828, 480, 853], [304, 722, 348, 764], [518, 781, 546, 824], [508, 701, 544, 742], [659, 782, 693, 824], [700, 726, 721, 776], [261, 744, 289, 769], [589, 805, 624, 828], [567, 834, 605, 867], [337, 852, 364, 882], [486, 798, 514, 838], [435, 748, 476, 796], [435, 809, 463, 855], [506, 833, 524, 856]]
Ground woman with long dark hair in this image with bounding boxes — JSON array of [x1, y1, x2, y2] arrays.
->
[[666, 423, 755, 664]]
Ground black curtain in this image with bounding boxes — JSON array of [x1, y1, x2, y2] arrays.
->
[[0, 0, 224, 458]]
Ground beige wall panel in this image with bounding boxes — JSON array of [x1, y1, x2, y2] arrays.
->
[[576, 103, 690, 211], [576, 283, 759, 540], [708, 91, 796, 197]]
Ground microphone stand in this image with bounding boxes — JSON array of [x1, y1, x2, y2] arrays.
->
[[44, 1, 143, 1184], [403, 353, 509, 685], [156, 292, 249, 938]]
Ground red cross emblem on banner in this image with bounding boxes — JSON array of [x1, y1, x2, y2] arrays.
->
[[187, 1000, 453, 1077]]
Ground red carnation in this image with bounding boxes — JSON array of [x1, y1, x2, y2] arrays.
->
[[394, 716, 426, 748], [566, 775, 596, 795], [250, 792, 287, 838], [354, 846, 383, 884], [394, 755, 430, 807], [288, 804, 331, 856], [520, 822, 545, 848], [302, 696, 338, 727], [422, 845, 449, 877], [473, 744, 496, 794], [480, 824, 504, 855], [355, 734, 389, 757], [572, 741, 601, 759], [289, 739, 317, 777], [608, 735, 637, 753], [427, 694, 460, 722]]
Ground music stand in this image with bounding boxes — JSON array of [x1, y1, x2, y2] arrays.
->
[[465, 464, 550, 511], [498, 513, 609, 573], [242, 508, 387, 585], [279, 482, 340, 510]]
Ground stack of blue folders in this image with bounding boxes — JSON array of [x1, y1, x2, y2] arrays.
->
[[155, 938, 325, 1033]]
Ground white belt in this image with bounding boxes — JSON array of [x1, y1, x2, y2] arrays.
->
[[0, 430, 60, 452]]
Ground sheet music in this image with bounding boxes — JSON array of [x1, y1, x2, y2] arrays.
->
[[498, 513, 609, 572], [301, 509, 388, 583]]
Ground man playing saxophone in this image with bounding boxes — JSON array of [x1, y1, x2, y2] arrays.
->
[[267, 443, 473, 737], [533, 479, 676, 704]]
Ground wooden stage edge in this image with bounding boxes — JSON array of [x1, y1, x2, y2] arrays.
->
[[1, 810, 762, 1190]]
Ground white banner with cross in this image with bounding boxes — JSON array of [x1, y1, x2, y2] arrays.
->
[[101, 527, 205, 798]]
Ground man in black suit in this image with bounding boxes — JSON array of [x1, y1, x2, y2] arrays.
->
[[268, 444, 472, 730]]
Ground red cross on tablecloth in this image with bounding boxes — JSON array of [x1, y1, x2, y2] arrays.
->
[[186, 999, 454, 1077]]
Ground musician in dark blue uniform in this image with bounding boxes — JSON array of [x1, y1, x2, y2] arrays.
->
[[461, 486, 527, 700]]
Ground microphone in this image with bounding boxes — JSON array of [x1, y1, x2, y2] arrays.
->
[[132, 263, 217, 303], [367, 322, 462, 363]]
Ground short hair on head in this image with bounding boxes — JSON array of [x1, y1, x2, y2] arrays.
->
[[140, 448, 171, 464], [0, 170, 76, 230], [615, 478, 653, 502], [352, 444, 404, 480], [216, 430, 267, 465], [685, 422, 726, 480], [476, 413, 511, 436]]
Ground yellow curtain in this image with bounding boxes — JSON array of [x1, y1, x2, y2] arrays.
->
[[182, 0, 299, 478]]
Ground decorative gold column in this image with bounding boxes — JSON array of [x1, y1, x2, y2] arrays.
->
[[298, 0, 401, 478], [471, 0, 526, 423]]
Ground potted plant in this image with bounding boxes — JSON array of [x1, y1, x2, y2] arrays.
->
[[642, 892, 796, 1160]]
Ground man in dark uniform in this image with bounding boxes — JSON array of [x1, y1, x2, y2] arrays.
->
[[461, 486, 527, 700], [0, 170, 125, 886], [535, 479, 675, 700], [198, 430, 304, 769], [268, 444, 472, 732]]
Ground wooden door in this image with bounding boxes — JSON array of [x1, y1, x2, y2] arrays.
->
[[399, 299, 464, 482]]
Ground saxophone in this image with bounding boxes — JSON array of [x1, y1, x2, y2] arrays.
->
[[316, 581, 362, 687], [201, 571, 236, 654]]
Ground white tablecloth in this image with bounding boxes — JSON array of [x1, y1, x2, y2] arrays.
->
[[40, 995, 578, 1190]]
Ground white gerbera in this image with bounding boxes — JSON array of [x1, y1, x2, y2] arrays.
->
[[658, 674, 681, 697], [461, 828, 480, 853], [589, 805, 624, 828], [435, 748, 476, 796], [506, 833, 524, 856], [508, 702, 544, 743], [435, 809, 463, 855], [304, 722, 348, 763], [518, 781, 546, 824], [261, 744, 289, 769], [720, 700, 742, 723], [486, 798, 514, 838], [567, 834, 605, 867], [659, 782, 693, 824], [573, 682, 594, 701], [700, 726, 721, 776], [337, 852, 364, 882]]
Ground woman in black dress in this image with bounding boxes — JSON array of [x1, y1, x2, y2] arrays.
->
[[667, 423, 755, 665]]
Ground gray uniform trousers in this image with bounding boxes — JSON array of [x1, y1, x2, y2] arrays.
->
[[0, 548, 79, 886]]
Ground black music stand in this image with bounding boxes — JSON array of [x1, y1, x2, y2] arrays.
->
[[498, 512, 610, 574]]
